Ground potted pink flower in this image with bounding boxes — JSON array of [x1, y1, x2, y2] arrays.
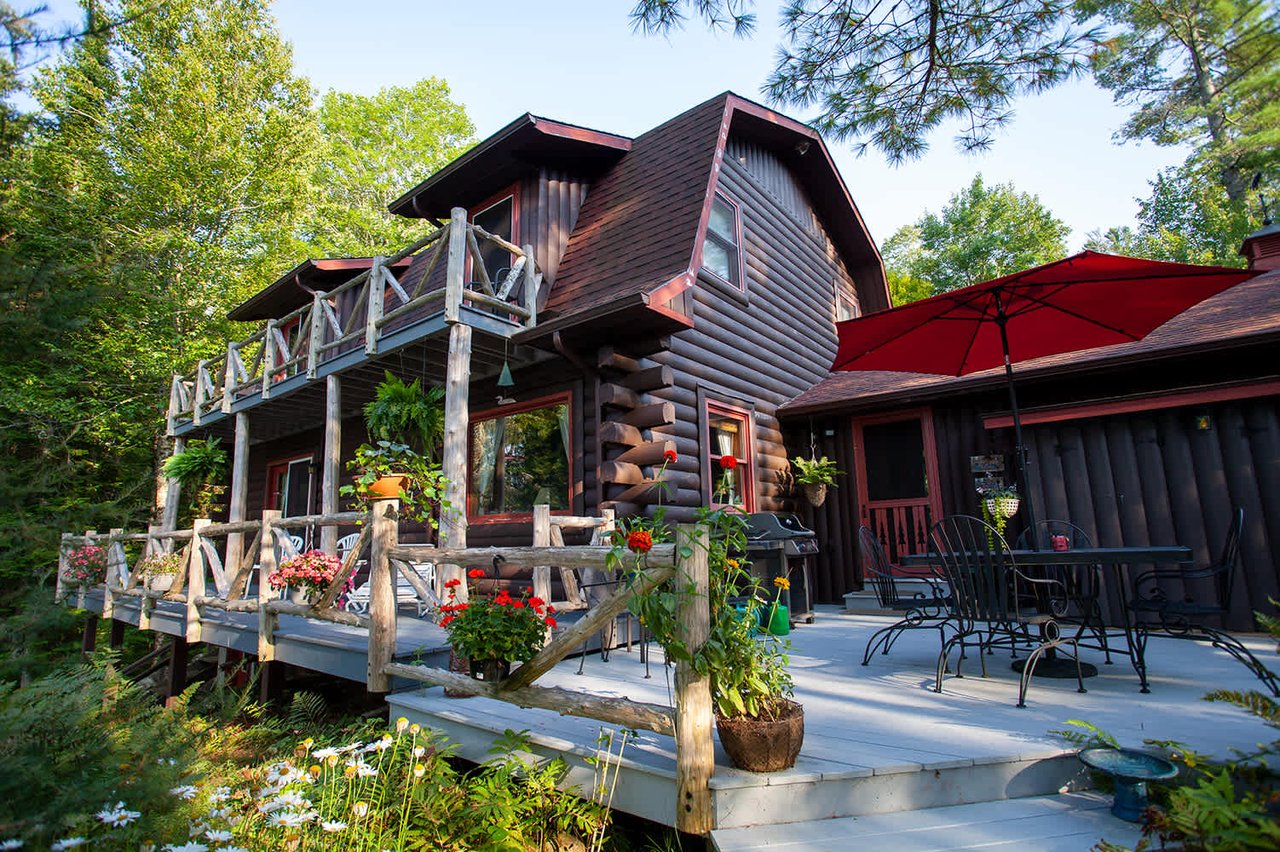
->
[[269, 549, 343, 604], [62, 544, 107, 588]]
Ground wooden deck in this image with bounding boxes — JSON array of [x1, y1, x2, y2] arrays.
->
[[389, 607, 1275, 840]]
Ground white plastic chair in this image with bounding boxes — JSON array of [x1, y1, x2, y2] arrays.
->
[[335, 533, 361, 560], [344, 559, 437, 617]]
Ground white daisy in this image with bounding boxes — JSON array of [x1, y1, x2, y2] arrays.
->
[[171, 784, 199, 800], [51, 840, 87, 851], [352, 801, 369, 817], [210, 786, 233, 803], [356, 764, 378, 778], [204, 829, 233, 842], [312, 746, 340, 761], [272, 791, 309, 810], [395, 716, 409, 733], [163, 844, 209, 852], [320, 821, 347, 832], [267, 811, 309, 828], [0, 840, 22, 850]]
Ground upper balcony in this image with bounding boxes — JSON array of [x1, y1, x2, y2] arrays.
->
[[166, 209, 542, 437]]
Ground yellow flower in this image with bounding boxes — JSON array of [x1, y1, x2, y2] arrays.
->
[[309, 765, 321, 778], [409, 723, 421, 735], [343, 766, 357, 780], [326, 754, 339, 767], [413, 764, 426, 778], [725, 559, 740, 570], [352, 801, 368, 817], [773, 576, 791, 590], [395, 716, 409, 734]]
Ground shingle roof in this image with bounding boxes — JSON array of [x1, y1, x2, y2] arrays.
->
[[781, 269, 1280, 415], [544, 94, 729, 318]]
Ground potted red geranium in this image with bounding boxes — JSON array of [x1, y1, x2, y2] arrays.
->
[[439, 568, 557, 682]]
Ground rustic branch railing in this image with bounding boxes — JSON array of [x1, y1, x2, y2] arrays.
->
[[55, 497, 713, 833], [167, 211, 544, 432]]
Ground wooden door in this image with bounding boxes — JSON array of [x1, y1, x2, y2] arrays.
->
[[851, 409, 944, 566]]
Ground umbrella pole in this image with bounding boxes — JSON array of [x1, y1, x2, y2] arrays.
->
[[996, 300, 1039, 540]]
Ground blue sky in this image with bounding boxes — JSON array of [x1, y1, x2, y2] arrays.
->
[[41, 0, 1189, 248]]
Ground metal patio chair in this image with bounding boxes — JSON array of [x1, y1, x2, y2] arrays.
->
[[1128, 506, 1278, 695], [931, 515, 1087, 707], [1016, 520, 1113, 664], [858, 526, 953, 666]]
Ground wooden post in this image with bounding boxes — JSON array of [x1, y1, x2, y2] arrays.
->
[[192, 360, 207, 426], [439, 320, 471, 599], [101, 528, 122, 622], [81, 614, 99, 659], [444, 208, 468, 323], [306, 290, 325, 379], [321, 375, 341, 555], [532, 503, 553, 604], [366, 498, 399, 692], [674, 523, 714, 835], [161, 437, 185, 534], [365, 257, 385, 354], [167, 374, 182, 436], [186, 519, 210, 643], [222, 343, 237, 413], [56, 532, 72, 602], [261, 320, 276, 399], [166, 636, 189, 701], [257, 509, 281, 663], [522, 243, 538, 327], [226, 412, 250, 579]]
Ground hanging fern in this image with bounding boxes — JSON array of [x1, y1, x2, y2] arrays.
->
[[363, 371, 445, 460], [162, 438, 227, 490]]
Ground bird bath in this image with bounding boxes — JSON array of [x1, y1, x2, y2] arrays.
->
[[1079, 747, 1179, 821]]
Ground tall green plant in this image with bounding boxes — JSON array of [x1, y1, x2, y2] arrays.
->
[[162, 437, 227, 518]]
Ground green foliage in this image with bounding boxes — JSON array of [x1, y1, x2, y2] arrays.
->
[[0, 655, 195, 846], [341, 440, 450, 526], [302, 78, 475, 256], [163, 437, 228, 519], [440, 579, 555, 665], [632, 1, 1097, 160], [1078, 0, 1280, 204], [881, 224, 934, 306], [790, 455, 842, 486], [363, 370, 446, 460], [1086, 155, 1269, 268], [619, 508, 794, 720], [885, 175, 1070, 295]]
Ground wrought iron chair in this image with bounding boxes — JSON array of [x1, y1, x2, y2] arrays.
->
[[1128, 506, 1277, 695], [858, 526, 953, 666], [931, 515, 1087, 707], [1016, 520, 1113, 664]]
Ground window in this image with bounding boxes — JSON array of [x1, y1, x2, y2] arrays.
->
[[702, 193, 743, 288], [471, 192, 517, 284], [836, 288, 858, 323], [469, 396, 571, 518], [705, 402, 754, 510]]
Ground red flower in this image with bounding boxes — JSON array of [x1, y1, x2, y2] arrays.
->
[[440, 615, 454, 627], [663, 449, 678, 464], [544, 616, 557, 629], [720, 455, 737, 471], [627, 530, 653, 554], [468, 568, 486, 579], [547, 604, 555, 614], [528, 596, 545, 609], [512, 600, 525, 609], [444, 578, 461, 589]]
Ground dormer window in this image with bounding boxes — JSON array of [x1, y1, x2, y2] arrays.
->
[[702, 192, 743, 289], [471, 190, 518, 283]]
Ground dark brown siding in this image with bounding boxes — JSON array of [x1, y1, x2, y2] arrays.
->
[[634, 140, 861, 603]]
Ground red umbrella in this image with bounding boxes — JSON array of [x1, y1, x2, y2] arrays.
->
[[833, 251, 1260, 531]]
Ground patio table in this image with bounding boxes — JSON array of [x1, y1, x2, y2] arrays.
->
[[900, 546, 1192, 685]]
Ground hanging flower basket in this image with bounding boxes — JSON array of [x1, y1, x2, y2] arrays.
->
[[802, 482, 828, 507], [716, 699, 805, 772], [985, 496, 1021, 519]]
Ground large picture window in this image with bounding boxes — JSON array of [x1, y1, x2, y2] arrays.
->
[[469, 396, 571, 518], [705, 402, 754, 511], [702, 192, 743, 288]]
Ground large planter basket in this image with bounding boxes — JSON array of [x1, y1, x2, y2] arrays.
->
[[802, 483, 828, 507], [715, 699, 805, 772]]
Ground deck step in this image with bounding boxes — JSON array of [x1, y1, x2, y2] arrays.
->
[[710, 791, 1142, 851]]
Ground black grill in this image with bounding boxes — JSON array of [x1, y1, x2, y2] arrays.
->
[[741, 512, 819, 624]]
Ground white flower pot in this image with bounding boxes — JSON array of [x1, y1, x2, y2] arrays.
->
[[148, 575, 174, 592], [985, 496, 1021, 519]]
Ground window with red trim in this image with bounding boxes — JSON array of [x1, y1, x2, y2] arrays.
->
[[705, 402, 754, 510], [468, 394, 570, 518], [702, 192, 743, 289], [470, 189, 518, 284], [265, 455, 313, 517]]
